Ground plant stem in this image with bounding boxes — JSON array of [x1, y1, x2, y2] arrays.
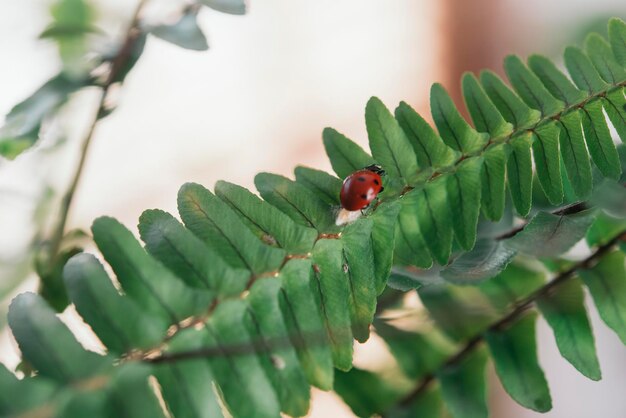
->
[[45, 0, 148, 269], [388, 230, 626, 412]]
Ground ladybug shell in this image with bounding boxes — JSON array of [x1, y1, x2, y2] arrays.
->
[[340, 170, 383, 211]]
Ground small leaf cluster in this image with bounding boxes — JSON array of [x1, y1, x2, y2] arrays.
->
[[2, 15, 626, 418]]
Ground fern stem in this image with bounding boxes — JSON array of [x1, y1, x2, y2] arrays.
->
[[43, 0, 149, 273], [387, 229, 626, 413]]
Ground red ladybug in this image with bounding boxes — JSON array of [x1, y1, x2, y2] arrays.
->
[[340, 165, 385, 211]]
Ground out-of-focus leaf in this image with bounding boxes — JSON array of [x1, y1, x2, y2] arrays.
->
[[479, 263, 546, 313], [150, 11, 208, 51], [201, 0, 246, 15], [0, 364, 57, 416], [609, 18, 626, 66], [579, 250, 626, 344], [591, 178, 626, 217], [586, 212, 626, 246], [537, 278, 601, 380], [334, 368, 402, 417], [441, 238, 517, 284], [486, 312, 552, 412], [385, 386, 444, 418], [504, 210, 596, 257]]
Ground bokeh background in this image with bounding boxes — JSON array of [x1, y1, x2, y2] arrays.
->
[[1, 0, 625, 416]]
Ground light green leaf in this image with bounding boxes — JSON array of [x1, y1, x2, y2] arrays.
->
[[537, 278, 601, 380], [178, 182, 287, 272], [414, 179, 453, 265], [294, 166, 342, 205], [201, 0, 246, 15], [579, 250, 626, 344], [462, 72, 514, 138], [504, 210, 596, 257], [150, 11, 208, 51], [154, 329, 223, 418], [342, 218, 376, 342], [441, 239, 517, 284], [557, 110, 593, 198], [506, 133, 533, 216], [431, 83, 488, 154], [366, 96, 419, 182], [481, 144, 507, 221], [215, 180, 318, 254], [480, 70, 541, 129], [603, 88, 626, 143], [394, 194, 433, 269], [438, 347, 489, 418], [323, 127, 375, 179], [486, 312, 552, 412], [279, 259, 334, 390], [64, 253, 168, 353], [138, 209, 248, 296], [527, 54, 587, 105], [255, 173, 336, 232], [532, 122, 563, 204], [92, 216, 213, 323], [311, 239, 353, 370], [608, 17, 626, 67], [585, 33, 626, 84], [504, 55, 564, 116], [8, 292, 111, 383], [564, 46, 610, 95], [206, 300, 281, 418], [248, 278, 311, 417], [447, 157, 483, 250], [370, 200, 402, 293], [581, 100, 622, 179], [395, 101, 458, 169]]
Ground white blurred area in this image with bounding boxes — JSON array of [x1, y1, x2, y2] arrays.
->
[[1, 1, 626, 417]]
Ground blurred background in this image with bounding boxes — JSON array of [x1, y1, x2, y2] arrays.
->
[[1, 0, 625, 416]]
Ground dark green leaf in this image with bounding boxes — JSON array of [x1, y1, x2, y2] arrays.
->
[[441, 238, 517, 284], [584, 33, 626, 84], [150, 11, 208, 51], [215, 180, 318, 254], [323, 127, 375, 179], [462, 72, 514, 138], [64, 253, 167, 353], [370, 200, 402, 293], [105, 364, 166, 418], [532, 122, 563, 204], [537, 278, 601, 380], [8, 292, 110, 383], [366, 97, 419, 182], [504, 210, 595, 257], [479, 263, 546, 313], [586, 212, 626, 246], [506, 133, 533, 216], [480, 70, 541, 129], [334, 368, 402, 417], [557, 110, 593, 198], [504, 55, 564, 116], [564, 46, 610, 95], [581, 100, 622, 179], [178, 182, 286, 273], [608, 17, 626, 67], [0, 364, 57, 416], [294, 166, 342, 205], [527, 54, 587, 105], [414, 179, 453, 265], [603, 88, 626, 143], [579, 250, 626, 344], [486, 312, 552, 412], [247, 278, 311, 417], [255, 173, 336, 232], [480, 144, 508, 221], [394, 192, 434, 269], [447, 157, 483, 250], [438, 347, 489, 418], [431, 83, 488, 154], [201, 0, 246, 15], [591, 178, 626, 217], [139, 209, 248, 296], [92, 216, 213, 323], [279, 259, 334, 390], [311, 239, 353, 370], [395, 101, 457, 169], [386, 387, 444, 418]]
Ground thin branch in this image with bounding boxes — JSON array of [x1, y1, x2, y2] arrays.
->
[[389, 230, 626, 412], [43, 0, 149, 271]]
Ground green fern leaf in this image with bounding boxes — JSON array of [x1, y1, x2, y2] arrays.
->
[[322, 127, 375, 179], [506, 133, 534, 216], [581, 100, 622, 179], [585, 33, 626, 84], [294, 166, 342, 205], [0, 364, 56, 416], [462, 72, 514, 138], [609, 17, 626, 67], [557, 110, 593, 198], [564, 46, 610, 95], [480, 144, 508, 220], [414, 178, 453, 265], [370, 200, 402, 293], [532, 122, 563, 204], [447, 157, 484, 249], [603, 88, 626, 143], [480, 70, 541, 129], [527, 54, 587, 105], [440, 238, 516, 284], [394, 195, 434, 269]]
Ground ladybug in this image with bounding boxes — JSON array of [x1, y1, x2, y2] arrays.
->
[[340, 164, 385, 211]]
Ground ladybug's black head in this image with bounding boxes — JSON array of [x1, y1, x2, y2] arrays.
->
[[363, 164, 386, 176]]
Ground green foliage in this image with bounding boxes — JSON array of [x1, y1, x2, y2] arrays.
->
[[2, 15, 626, 418]]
